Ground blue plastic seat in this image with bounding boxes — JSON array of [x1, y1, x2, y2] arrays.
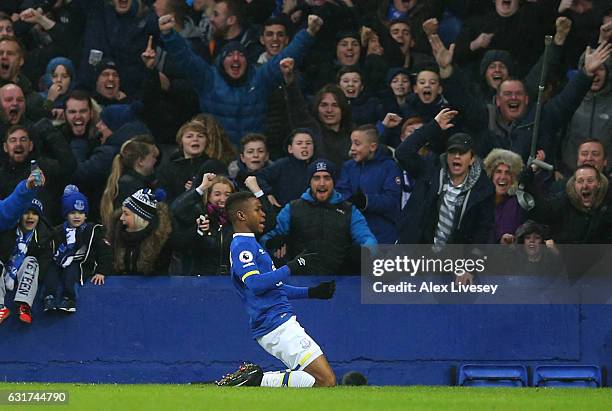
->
[[457, 364, 528, 387], [533, 365, 601, 388]]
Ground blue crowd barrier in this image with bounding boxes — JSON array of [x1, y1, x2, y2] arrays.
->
[[0, 276, 610, 386]]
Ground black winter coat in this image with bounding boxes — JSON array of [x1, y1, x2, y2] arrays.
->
[[528, 171, 612, 244], [50, 222, 112, 282], [157, 150, 227, 202], [170, 189, 232, 275], [395, 120, 495, 244]]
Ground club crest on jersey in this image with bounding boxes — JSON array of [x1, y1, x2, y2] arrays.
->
[[239, 251, 254, 263], [300, 338, 311, 349]]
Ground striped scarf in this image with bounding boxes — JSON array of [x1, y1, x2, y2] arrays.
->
[[433, 159, 482, 248]]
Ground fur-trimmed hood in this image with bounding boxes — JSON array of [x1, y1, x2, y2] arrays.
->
[[112, 202, 172, 275], [483, 148, 524, 195], [566, 171, 609, 213]]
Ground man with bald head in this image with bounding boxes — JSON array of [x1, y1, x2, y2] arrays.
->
[[0, 84, 26, 138]]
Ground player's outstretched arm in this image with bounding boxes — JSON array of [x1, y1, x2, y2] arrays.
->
[[282, 281, 335, 300], [244, 267, 291, 295], [239, 251, 320, 295]]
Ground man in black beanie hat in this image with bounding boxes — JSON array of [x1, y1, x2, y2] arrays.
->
[[261, 159, 377, 275], [93, 58, 129, 107]]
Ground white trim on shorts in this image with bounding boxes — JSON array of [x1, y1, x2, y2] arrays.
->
[[256, 315, 324, 371]]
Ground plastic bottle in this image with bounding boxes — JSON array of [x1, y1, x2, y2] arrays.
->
[[30, 160, 42, 187]]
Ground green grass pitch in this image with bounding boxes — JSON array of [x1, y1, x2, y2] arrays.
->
[[1, 383, 611, 411]]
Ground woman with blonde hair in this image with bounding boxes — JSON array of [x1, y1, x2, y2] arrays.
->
[[111, 188, 173, 275], [170, 173, 235, 275], [100, 135, 160, 230], [157, 119, 227, 202]]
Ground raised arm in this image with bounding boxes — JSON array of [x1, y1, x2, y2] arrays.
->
[[256, 15, 322, 86], [159, 14, 213, 92], [0, 177, 40, 232], [395, 108, 458, 176]]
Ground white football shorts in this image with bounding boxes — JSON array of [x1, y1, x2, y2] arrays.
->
[[257, 316, 323, 371]]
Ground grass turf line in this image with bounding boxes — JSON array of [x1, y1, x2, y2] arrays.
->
[[0, 384, 611, 411]]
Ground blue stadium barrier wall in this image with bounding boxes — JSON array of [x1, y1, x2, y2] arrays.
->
[[1, 276, 610, 386]]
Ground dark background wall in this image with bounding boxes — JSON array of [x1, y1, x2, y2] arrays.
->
[[1, 277, 610, 386]]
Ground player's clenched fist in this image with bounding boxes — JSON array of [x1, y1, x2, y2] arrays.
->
[[308, 281, 336, 299]]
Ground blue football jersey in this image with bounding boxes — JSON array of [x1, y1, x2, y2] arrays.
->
[[230, 233, 294, 338]]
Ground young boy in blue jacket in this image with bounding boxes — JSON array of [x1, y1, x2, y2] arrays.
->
[[336, 125, 402, 244]]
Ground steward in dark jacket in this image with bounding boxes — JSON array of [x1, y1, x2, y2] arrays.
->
[[395, 119, 495, 244], [260, 159, 377, 275]]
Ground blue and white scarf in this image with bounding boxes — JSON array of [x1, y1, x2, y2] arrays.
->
[[5, 229, 34, 291], [53, 222, 87, 268]]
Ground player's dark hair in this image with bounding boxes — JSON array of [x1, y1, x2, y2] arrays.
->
[[226, 191, 256, 223]]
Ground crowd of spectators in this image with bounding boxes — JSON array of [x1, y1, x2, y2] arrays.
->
[[0, 0, 611, 322]]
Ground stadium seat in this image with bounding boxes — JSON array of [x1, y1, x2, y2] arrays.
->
[[457, 364, 528, 387], [532, 365, 602, 388]]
